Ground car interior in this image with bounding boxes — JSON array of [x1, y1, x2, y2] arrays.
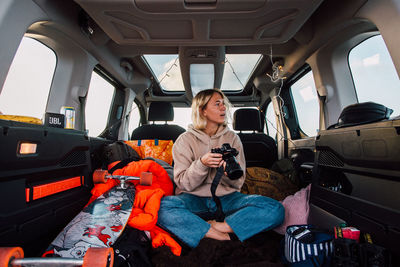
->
[[0, 0, 399, 265]]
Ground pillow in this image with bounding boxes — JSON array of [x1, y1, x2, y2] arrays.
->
[[274, 184, 311, 235], [125, 139, 174, 165], [241, 167, 299, 201]]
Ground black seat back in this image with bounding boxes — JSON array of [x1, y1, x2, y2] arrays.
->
[[131, 102, 185, 142], [233, 108, 277, 168]]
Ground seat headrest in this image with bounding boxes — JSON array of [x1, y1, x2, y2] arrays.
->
[[148, 102, 174, 121], [233, 108, 263, 132]]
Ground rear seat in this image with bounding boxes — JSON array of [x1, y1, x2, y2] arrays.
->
[[131, 102, 185, 142], [233, 108, 277, 168]]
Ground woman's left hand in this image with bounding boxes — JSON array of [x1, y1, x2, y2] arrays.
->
[[200, 152, 223, 168]]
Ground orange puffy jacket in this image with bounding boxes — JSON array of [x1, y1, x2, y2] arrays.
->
[[88, 159, 181, 256]]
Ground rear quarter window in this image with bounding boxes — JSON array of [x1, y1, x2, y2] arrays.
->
[[0, 37, 56, 119], [85, 72, 115, 136], [290, 70, 320, 137], [349, 35, 400, 116]]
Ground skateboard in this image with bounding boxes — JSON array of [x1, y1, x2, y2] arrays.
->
[[43, 170, 152, 260], [0, 246, 114, 267]]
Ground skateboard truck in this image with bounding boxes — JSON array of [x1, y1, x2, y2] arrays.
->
[[93, 170, 153, 188], [0, 247, 114, 267]]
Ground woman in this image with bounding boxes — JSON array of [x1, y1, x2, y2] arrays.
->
[[157, 89, 284, 248]]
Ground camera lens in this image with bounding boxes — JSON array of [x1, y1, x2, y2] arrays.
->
[[225, 156, 243, 180], [227, 169, 243, 180]]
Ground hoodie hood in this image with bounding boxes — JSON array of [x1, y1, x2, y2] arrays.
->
[[187, 124, 229, 145]]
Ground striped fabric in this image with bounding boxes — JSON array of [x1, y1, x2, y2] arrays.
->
[[284, 225, 334, 264]]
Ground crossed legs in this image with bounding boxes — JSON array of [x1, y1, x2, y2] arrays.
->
[[157, 192, 284, 247]]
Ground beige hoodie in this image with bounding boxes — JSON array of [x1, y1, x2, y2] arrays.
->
[[172, 124, 246, 197]]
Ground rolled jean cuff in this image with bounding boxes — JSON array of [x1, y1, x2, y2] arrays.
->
[[189, 223, 211, 248]]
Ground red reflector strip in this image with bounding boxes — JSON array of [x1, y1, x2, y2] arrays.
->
[[26, 188, 30, 202], [26, 176, 82, 202]]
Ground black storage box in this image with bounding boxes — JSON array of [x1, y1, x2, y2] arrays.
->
[[336, 102, 393, 128]]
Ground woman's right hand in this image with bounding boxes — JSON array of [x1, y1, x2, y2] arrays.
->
[[200, 152, 223, 168]]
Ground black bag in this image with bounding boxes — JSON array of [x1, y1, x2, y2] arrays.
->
[[112, 227, 152, 267], [335, 102, 393, 128], [333, 238, 361, 266], [102, 141, 141, 167], [333, 237, 391, 267]]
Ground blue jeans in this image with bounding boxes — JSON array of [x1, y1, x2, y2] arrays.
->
[[157, 192, 284, 248]]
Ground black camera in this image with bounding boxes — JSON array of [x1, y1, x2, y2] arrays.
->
[[211, 143, 243, 180]]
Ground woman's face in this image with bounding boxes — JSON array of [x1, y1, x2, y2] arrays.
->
[[201, 92, 226, 126]]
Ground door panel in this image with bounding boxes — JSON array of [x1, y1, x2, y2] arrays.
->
[[310, 120, 400, 254], [0, 120, 96, 256]]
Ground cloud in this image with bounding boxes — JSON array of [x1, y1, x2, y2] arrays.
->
[[363, 53, 380, 67], [299, 86, 317, 102]]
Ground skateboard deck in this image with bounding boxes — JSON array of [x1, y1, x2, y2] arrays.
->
[[46, 184, 135, 258]]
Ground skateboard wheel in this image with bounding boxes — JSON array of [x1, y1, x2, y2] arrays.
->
[[0, 247, 24, 267], [93, 169, 108, 184], [140, 172, 153, 186], [82, 247, 114, 267]]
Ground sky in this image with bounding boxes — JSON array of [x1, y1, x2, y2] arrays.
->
[[1, 35, 399, 137]]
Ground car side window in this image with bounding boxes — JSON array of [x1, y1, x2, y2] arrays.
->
[[290, 70, 319, 137], [349, 35, 400, 117], [0, 37, 56, 119], [128, 102, 140, 134], [265, 103, 277, 140], [85, 71, 115, 136]]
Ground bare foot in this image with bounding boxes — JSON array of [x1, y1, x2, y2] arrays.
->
[[204, 226, 230, 241], [208, 220, 233, 233], [207, 220, 216, 225]]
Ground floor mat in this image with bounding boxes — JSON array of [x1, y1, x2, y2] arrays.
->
[[151, 231, 284, 267]]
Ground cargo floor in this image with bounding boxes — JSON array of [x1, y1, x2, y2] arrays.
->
[[151, 231, 284, 267]]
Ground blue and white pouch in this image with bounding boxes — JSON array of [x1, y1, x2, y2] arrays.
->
[[283, 224, 334, 266]]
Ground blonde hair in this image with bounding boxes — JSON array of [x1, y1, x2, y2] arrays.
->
[[191, 89, 231, 130]]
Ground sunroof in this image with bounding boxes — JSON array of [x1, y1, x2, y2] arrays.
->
[[143, 54, 262, 92], [221, 54, 262, 91], [143, 54, 184, 91]]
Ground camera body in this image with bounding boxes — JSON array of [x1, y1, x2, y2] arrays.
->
[[211, 143, 243, 180]]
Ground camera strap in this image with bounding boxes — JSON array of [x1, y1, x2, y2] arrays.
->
[[210, 166, 226, 222]]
